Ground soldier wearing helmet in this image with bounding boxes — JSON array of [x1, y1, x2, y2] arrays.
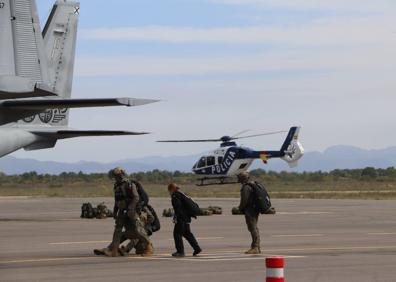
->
[[99, 167, 153, 257], [238, 172, 261, 254]]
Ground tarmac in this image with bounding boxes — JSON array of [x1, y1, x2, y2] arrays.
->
[[1, 197, 396, 282]]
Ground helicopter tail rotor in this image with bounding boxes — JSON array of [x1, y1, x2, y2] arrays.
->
[[280, 127, 304, 167]]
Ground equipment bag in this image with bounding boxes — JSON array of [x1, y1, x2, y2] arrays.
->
[[147, 204, 161, 233], [130, 180, 149, 206], [179, 192, 201, 218], [250, 182, 272, 214]]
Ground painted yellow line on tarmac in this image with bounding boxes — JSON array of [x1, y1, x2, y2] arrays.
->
[[49, 240, 110, 245], [0, 256, 103, 265], [271, 234, 324, 238]]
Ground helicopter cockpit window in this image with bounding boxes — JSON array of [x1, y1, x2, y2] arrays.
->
[[207, 156, 215, 166], [218, 157, 223, 164], [197, 157, 207, 168]]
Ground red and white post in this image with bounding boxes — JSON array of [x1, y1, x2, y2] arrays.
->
[[266, 257, 284, 282]]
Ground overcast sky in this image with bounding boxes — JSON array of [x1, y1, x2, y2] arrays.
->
[[12, 0, 396, 162]]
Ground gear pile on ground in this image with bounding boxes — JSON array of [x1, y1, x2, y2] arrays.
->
[[208, 206, 222, 215], [81, 202, 113, 219], [163, 206, 223, 217], [231, 206, 276, 215], [162, 208, 174, 217], [232, 207, 244, 215]]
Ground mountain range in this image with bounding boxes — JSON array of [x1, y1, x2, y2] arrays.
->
[[0, 145, 395, 175]]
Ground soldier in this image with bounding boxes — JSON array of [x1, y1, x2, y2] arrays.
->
[[168, 183, 202, 257], [238, 172, 261, 254], [96, 167, 153, 257]]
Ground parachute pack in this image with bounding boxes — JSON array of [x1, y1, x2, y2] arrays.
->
[[178, 192, 201, 218], [249, 182, 273, 214], [130, 180, 149, 207]]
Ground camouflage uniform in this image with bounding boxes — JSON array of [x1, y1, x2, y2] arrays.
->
[[239, 181, 261, 253], [108, 177, 151, 256]]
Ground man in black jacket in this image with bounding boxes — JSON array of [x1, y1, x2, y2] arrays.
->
[[238, 172, 261, 254], [168, 183, 202, 257]]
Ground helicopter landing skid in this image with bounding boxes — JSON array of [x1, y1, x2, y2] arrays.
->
[[196, 177, 239, 187]]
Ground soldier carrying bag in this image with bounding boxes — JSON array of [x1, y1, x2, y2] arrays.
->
[[179, 192, 201, 218], [130, 180, 149, 207], [249, 182, 272, 214]]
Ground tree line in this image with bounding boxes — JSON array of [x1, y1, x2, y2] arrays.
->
[[0, 167, 395, 185]]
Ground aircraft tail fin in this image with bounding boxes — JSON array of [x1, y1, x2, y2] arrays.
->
[[280, 126, 304, 167], [43, 0, 80, 100], [0, 0, 53, 98]]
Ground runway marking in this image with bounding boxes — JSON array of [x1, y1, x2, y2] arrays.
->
[[368, 232, 396, 236], [49, 240, 110, 245], [271, 234, 324, 238], [265, 245, 396, 253], [277, 211, 333, 215], [0, 252, 304, 265], [167, 237, 224, 241], [128, 252, 305, 262], [3, 245, 396, 265], [0, 256, 102, 265]]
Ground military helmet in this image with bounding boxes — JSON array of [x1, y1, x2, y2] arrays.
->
[[237, 171, 250, 183], [108, 167, 126, 179]]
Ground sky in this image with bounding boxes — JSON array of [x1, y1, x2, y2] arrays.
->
[[11, 0, 396, 162]]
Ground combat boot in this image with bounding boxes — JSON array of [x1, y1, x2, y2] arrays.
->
[[245, 247, 261, 254], [103, 247, 120, 257], [141, 243, 154, 257], [118, 246, 128, 256], [93, 248, 106, 256]]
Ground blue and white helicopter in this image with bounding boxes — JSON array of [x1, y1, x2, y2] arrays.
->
[[159, 127, 304, 186]]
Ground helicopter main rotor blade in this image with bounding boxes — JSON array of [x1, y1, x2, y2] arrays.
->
[[232, 130, 288, 140], [157, 139, 221, 143], [231, 129, 251, 138]]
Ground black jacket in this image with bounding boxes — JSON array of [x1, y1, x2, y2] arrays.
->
[[171, 191, 191, 223]]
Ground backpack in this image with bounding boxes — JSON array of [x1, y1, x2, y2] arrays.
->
[[130, 180, 149, 206], [178, 192, 201, 218], [147, 204, 161, 233], [249, 182, 272, 214], [81, 203, 95, 219]]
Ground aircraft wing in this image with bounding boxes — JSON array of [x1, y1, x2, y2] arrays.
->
[[0, 98, 159, 110], [30, 130, 149, 139]]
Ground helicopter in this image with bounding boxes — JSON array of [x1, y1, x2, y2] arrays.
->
[[158, 127, 304, 186]]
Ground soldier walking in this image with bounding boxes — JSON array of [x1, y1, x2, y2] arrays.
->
[[238, 172, 261, 254], [95, 167, 153, 257]]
